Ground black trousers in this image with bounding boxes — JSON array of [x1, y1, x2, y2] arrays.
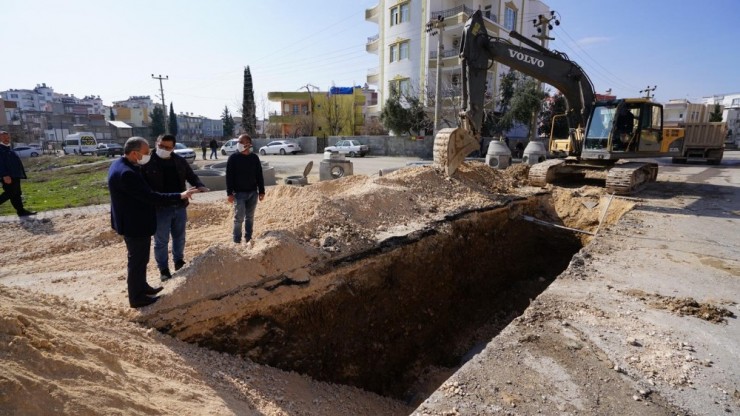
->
[[0, 178, 25, 213], [124, 235, 152, 303]]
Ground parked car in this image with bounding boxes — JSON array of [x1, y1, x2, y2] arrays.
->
[[12, 146, 41, 158], [324, 140, 369, 157], [95, 143, 124, 157], [220, 138, 239, 155], [174, 143, 196, 164], [258, 140, 301, 155]]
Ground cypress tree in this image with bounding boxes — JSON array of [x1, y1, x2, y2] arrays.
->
[[168, 102, 178, 137], [241, 66, 257, 135]]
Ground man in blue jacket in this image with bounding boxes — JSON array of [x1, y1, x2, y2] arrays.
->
[[0, 130, 36, 216], [108, 137, 197, 308], [226, 134, 265, 244], [142, 134, 209, 281]]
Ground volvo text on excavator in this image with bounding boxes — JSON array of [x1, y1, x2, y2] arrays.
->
[[433, 10, 685, 194]]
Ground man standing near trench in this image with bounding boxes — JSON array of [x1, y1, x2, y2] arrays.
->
[[108, 137, 197, 308], [143, 134, 209, 281], [226, 134, 265, 244]]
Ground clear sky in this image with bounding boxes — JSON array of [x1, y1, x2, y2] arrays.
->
[[1, 0, 737, 120]]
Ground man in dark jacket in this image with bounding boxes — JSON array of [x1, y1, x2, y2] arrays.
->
[[209, 138, 219, 160], [226, 134, 265, 244], [0, 130, 36, 216], [143, 134, 209, 281], [108, 137, 196, 308]]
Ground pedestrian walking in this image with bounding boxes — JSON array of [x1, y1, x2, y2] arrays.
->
[[209, 138, 219, 160], [0, 130, 36, 217], [200, 138, 208, 160]]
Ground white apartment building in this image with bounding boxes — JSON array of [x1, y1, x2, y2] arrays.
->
[[0, 83, 54, 112], [702, 93, 740, 146], [365, 0, 550, 117]]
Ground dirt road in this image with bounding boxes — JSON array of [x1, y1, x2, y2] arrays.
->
[[414, 152, 740, 415]]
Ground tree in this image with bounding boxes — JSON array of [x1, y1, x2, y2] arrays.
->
[[482, 71, 517, 137], [361, 117, 388, 135], [150, 106, 165, 139], [380, 85, 431, 136], [324, 94, 349, 135], [294, 115, 315, 137], [241, 66, 257, 135], [538, 93, 569, 138], [709, 103, 723, 122], [168, 103, 178, 137], [222, 106, 235, 138], [500, 76, 546, 139]]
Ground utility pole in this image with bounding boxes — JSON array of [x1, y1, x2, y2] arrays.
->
[[426, 15, 445, 134], [530, 11, 560, 141], [151, 74, 169, 132], [640, 85, 657, 100]]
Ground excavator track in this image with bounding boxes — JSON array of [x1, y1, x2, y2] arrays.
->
[[605, 162, 658, 195], [528, 159, 567, 187]]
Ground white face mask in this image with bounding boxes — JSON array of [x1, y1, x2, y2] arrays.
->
[[0, 141, 10, 147], [237, 143, 250, 152], [156, 148, 172, 158], [137, 153, 151, 165]]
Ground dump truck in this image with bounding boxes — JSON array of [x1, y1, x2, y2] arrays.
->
[[666, 122, 726, 164]]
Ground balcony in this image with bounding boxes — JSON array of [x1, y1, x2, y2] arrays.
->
[[365, 3, 380, 23], [367, 67, 379, 84], [428, 49, 461, 69], [366, 33, 379, 53], [429, 5, 498, 28]]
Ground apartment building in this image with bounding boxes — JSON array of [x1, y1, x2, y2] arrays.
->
[[112, 96, 155, 127], [365, 0, 550, 116], [267, 87, 366, 137]]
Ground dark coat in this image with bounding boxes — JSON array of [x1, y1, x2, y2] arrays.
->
[[0, 145, 27, 179], [141, 152, 205, 207], [107, 157, 182, 237]]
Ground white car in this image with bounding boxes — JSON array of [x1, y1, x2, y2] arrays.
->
[[13, 146, 41, 158], [324, 140, 369, 157], [174, 143, 196, 164], [220, 138, 239, 155], [258, 140, 301, 155]]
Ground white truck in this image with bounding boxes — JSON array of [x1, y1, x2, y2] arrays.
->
[[63, 132, 98, 155], [666, 122, 727, 165]]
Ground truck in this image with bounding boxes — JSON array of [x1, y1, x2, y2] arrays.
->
[[433, 10, 716, 194], [63, 132, 98, 155], [666, 122, 726, 164]]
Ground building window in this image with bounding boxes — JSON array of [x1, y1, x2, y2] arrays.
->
[[504, 6, 517, 31], [292, 104, 300, 115], [390, 2, 410, 26], [732, 98, 740, 107], [390, 40, 410, 63], [389, 78, 411, 96], [399, 41, 409, 60]]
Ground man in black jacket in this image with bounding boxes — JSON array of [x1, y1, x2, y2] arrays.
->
[[226, 134, 265, 244], [0, 130, 36, 216], [143, 134, 209, 281]]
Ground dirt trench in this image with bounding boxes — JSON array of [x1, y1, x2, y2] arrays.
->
[[147, 194, 585, 400]]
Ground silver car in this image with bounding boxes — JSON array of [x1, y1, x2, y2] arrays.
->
[[13, 146, 41, 158], [174, 143, 196, 164], [258, 140, 301, 155], [324, 140, 369, 157]]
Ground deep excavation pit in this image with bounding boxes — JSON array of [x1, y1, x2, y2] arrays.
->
[[147, 195, 584, 401]]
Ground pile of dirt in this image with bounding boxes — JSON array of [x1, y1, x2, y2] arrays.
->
[[623, 289, 735, 324]]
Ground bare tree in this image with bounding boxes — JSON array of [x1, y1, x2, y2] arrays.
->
[[293, 115, 316, 137], [323, 94, 349, 135]]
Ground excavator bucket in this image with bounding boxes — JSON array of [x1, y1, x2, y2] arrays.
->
[[433, 127, 480, 176]]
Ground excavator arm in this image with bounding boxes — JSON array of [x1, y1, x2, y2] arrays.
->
[[434, 9, 595, 175]]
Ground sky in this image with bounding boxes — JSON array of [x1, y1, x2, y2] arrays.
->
[[1, 0, 738, 120]]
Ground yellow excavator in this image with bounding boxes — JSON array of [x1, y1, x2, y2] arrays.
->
[[434, 10, 683, 194]]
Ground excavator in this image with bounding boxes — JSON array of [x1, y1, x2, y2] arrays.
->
[[434, 10, 683, 194]]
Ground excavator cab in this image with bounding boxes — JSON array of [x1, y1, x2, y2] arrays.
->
[[582, 99, 665, 161]]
